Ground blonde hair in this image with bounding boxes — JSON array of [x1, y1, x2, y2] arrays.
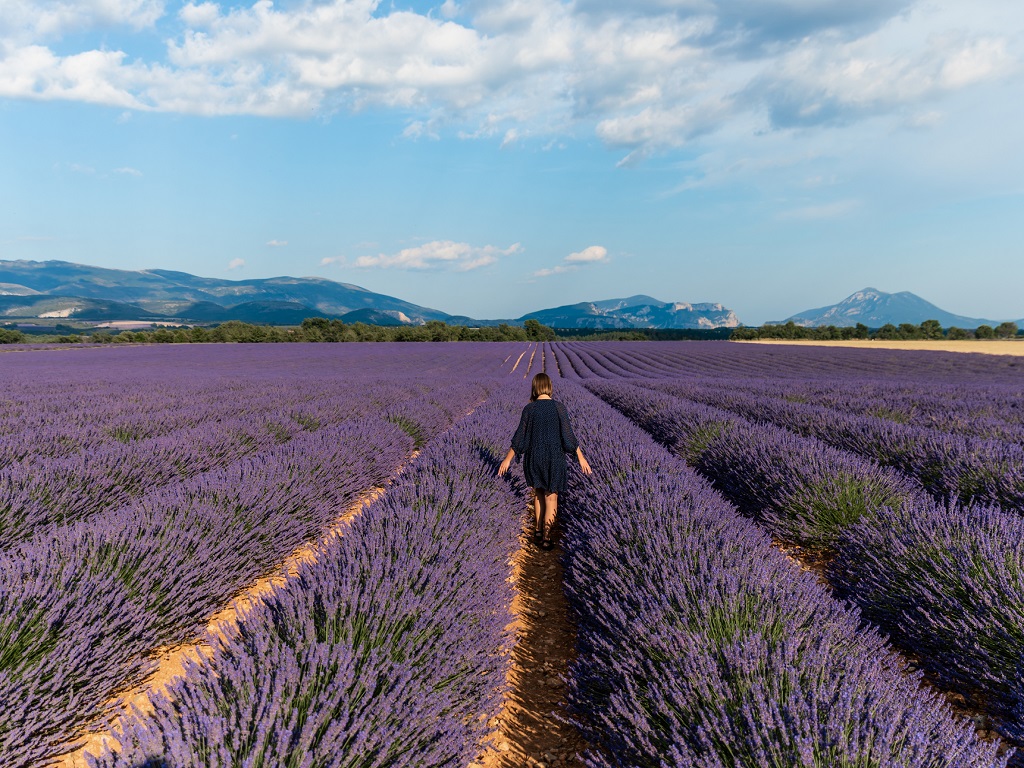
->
[[530, 372, 553, 402]]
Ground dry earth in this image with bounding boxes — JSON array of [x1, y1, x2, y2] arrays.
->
[[474, 509, 588, 768], [737, 339, 1024, 356]]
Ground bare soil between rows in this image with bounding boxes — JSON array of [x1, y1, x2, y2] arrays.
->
[[474, 512, 587, 768]]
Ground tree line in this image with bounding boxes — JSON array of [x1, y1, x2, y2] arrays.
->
[[3, 318, 1020, 346], [0, 318, 558, 345], [731, 320, 1022, 341]]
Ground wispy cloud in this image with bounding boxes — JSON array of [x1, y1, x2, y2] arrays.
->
[[227, 257, 245, 270], [266, 239, 287, 247], [534, 245, 609, 277], [354, 241, 521, 271], [113, 166, 142, 176]]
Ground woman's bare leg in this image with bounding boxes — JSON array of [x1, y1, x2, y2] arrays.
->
[[542, 492, 558, 541], [532, 488, 543, 538]]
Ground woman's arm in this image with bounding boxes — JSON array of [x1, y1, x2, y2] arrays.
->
[[498, 447, 516, 477], [576, 446, 592, 476]]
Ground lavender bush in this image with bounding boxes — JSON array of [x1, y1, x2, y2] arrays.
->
[[88, 384, 526, 767], [832, 498, 1024, 739], [648, 378, 1024, 513], [555, 381, 1005, 766], [586, 379, 922, 548]]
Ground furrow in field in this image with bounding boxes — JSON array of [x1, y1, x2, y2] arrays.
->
[[473, 498, 587, 768]]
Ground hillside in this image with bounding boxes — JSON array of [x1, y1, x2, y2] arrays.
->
[[779, 288, 1007, 328]]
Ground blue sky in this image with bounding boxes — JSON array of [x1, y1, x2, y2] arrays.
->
[[1, 0, 1022, 324]]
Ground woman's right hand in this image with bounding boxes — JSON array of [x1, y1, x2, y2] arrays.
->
[[498, 448, 516, 477]]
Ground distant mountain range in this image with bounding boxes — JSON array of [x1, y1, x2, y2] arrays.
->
[[777, 288, 1022, 328], [0, 261, 1018, 330], [0, 260, 742, 329], [0, 260, 448, 326], [521, 296, 740, 329]]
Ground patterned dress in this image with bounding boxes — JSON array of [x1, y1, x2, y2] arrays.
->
[[510, 398, 580, 493]]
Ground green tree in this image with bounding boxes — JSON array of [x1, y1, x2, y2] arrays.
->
[[946, 327, 969, 340], [975, 324, 996, 339], [919, 319, 943, 339], [524, 318, 556, 341], [996, 321, 1019, 339], [0, 328, 24, 344], [300, 317, 329, 341], [730, 327, 759, 340]]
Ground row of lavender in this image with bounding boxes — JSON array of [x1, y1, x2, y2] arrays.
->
[[568, 348, 1024, 746], [553, 339, 1024, 385], [1, 342, 517, 539], [554, 380, 1004, 765], [0, 344, 509, 765], [89, 382, 528, 767], [0, 382, 425, 549], [551, 340, 1024, 438], [719, 378, 1024, 438], [2, 388, 482, 764], [642, 377, 1024, 511]]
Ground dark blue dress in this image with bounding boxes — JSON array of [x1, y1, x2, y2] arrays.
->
[[511, 399, 579, 493]]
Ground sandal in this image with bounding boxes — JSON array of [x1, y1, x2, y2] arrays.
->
[[541, 538, 554, 551], [533, 530, 543, 545]]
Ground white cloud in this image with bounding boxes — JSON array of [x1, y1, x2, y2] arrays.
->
[[179, 2, 220, 28], [565, 245, 609, 263], [320, 256, 344, 266], [534, 245, 610, 277], [266, 239, 287, 246], [113, 166, 142, 176], [0, 0, 165, 41], [227, 257, 245, 269], [0, 0, 1019, 157], [354, 240, 521, 271]]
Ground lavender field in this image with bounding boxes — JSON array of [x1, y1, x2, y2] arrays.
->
[[2, 341, 1023, 767]]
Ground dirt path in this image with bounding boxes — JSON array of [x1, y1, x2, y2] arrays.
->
[[511, 349, 528, 373], [56, 453, 418, 768], [738, 339, 1024, 356], [473, 509, 588, 768], [524, 344, 538, 378]]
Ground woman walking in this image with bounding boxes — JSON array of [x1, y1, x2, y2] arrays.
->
[[498, 372, 592, 550]]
